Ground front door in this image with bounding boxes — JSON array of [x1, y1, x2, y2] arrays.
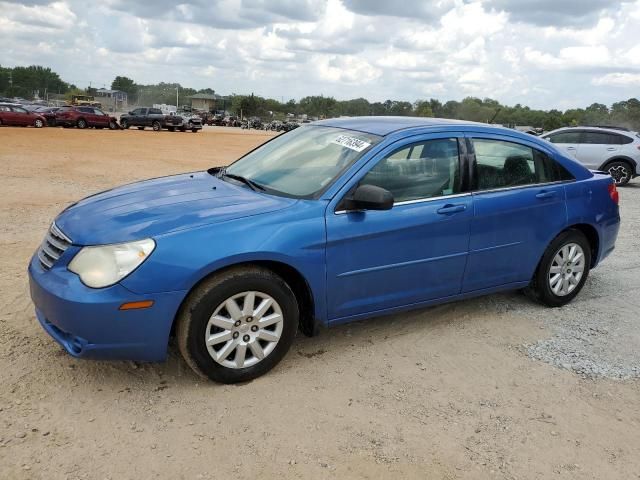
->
[[462, 134, 569, 292], [325, 134, 472, 321], [544, 130, 581, 159]]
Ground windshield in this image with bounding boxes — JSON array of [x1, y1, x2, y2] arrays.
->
[[224, 126, 381, 198]]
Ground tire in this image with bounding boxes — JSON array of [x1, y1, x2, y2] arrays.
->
[[180, 126, 186, 132], [192, 128, 199, 133], [168, 126, 175, 132], [77, 118, 87, 129], [109, 120, 118, 130], [137, 126, 145, 131], [605, 160, 633, 186], [34, 118, 44, 128], [152, 121, 161, 132], [177, 266, 298, 384], [525, 229, 591, 307], [120, 119, 129, 129]]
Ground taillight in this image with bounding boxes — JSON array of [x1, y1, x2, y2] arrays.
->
[[608, 183, 619, 204]]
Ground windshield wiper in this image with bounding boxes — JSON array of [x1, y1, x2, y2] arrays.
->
[[221, 171, 265, 192]]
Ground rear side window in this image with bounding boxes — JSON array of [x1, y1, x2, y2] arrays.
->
[[149, 108, 162, 115], [360, 138, 461, 202], [0, 106, 10, 112], [78, 107, 93, 113], [472, 139, 573, 191], [581, 132, 621, 145], [546, 131, 581, 144]]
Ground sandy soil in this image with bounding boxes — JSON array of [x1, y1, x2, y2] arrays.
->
[[0, 126, 639, 480]]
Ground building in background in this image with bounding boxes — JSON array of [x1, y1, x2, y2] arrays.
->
[[189, 93, 227, 112], [95, 88, 128, 112]]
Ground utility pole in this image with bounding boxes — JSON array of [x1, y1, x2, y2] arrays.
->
[[176, 86, 179, 109]]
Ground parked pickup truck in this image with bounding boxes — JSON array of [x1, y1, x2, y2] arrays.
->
[[120, 107, 202, 132]]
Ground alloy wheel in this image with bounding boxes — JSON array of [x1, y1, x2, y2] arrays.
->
[[205, 291, 284, 369], [548, 242, 585, 296], [608, 164, 630, 185]]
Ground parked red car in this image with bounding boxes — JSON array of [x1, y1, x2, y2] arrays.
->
[[55, 106, 119, 129], [0, 103, 46, 128]]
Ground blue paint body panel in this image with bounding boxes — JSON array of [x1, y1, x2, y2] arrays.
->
[[28, 118, 620, 361]]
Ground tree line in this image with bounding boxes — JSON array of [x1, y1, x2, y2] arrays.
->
[[1, 65, 640, 131]]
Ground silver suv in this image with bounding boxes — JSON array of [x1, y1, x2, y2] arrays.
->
[[542, 126, 640, 185]]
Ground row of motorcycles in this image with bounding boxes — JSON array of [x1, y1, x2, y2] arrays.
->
[[241, 119, 301, 132]]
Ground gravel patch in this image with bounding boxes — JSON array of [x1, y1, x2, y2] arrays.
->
[[524, 183, 640, 380]]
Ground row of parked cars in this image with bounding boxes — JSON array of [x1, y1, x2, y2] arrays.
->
[[0, 103, 202, 133]]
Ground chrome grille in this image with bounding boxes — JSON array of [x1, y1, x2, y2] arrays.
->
[[38, 223, 72, 270]]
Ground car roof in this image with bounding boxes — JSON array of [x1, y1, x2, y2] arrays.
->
[[314, 116, 491, 136], [544, 126, 637, 137]]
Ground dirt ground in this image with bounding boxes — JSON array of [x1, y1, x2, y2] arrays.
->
[[1, 126, 639, 480]]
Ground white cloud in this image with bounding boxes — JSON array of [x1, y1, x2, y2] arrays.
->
[[1, 0, 640, 109], [592, 73, 640, 87]]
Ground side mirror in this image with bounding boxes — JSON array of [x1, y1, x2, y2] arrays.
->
[[128, 111, 133, 115], [343, 184, 394, 211]]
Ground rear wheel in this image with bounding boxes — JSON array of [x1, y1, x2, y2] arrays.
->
[[177, 267, 298, 383], [152, 121, 161, 131], [109, 120, 118, 130], [605, 161, 633, 186], [120, 119, 129, 129], [168, 126, 175, 132], [137, 126, 145, 130], [192, 128, 199, 133], [77, 118, 87, 129], [525, 229, 591, 307]]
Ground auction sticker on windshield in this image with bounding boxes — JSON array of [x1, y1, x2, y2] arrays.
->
[[332, 134, 371, 152]]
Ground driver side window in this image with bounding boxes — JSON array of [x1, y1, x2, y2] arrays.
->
[[360, 138, 461, 203]]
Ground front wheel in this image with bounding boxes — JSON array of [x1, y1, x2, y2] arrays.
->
[[137, 126, 145, 130], [525, 229, 591, 307], [109, 120, 118, 130], [152, 121, 161, 131], [177, 267, 298, 383], [77, 118, 87, 129], [34, 118, 44, 128], [192, 128, 199, 133], [120, 119, 129, 129], [606, 161, 633, 186]]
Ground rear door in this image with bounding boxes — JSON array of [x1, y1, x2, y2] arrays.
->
[[575, 131, 620, 169], [462, 134, 572, 292], [0, 105, 15, 125], [325, 133, 473, 320], [544, 130, 581, 160]]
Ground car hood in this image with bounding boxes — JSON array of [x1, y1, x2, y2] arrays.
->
[[55, 171, 297, 245]]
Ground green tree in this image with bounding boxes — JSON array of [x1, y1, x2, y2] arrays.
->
[[111, 76, 138, 100], [413, 100, 434, 117]]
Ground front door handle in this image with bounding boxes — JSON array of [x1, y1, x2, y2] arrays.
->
[[437, 204, 467, 215], [536, 190, 557, 200], [566, 146, 576, 150], [606, 147, 617, 151]]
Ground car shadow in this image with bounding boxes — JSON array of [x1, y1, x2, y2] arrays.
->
[[55, 289, 531, 389]]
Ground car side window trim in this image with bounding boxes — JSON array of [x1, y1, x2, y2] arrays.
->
[[333, 134, 470, 214], [466, 134, 576, 194]]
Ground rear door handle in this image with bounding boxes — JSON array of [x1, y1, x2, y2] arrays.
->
[[566, 146, 576, 150], [536, 190, 557, 200], [606, 147, 617, 151], [436, 204, 467, 215]]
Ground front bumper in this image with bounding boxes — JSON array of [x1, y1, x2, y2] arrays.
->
[[28, 254, 187, 361]]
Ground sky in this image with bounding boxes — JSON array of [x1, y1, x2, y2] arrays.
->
[[1, 0, 639, 110]]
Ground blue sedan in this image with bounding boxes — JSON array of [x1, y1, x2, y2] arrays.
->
[[29, 117, 621, 383]]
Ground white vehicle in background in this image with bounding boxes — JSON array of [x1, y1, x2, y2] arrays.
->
[[542, 126, 640, 185]]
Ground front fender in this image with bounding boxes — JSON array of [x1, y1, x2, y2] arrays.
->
[[120, 200, 328, 322]]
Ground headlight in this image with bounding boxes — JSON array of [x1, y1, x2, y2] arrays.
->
[[68, 239, 155, 288]]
